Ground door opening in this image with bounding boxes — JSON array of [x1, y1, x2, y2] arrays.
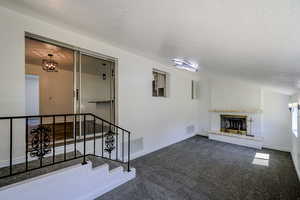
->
[[25, 35, 116, 144]]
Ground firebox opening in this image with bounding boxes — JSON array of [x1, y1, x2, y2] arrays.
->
[[220, 115, 247, 135]]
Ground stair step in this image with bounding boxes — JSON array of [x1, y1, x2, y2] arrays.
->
[[87, 155, 127, 171], [0, 153, 126, 188], [0, 151, 83, 188], [0, 161, 136, 200]]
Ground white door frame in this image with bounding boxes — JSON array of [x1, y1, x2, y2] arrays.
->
[[25, 32, 118, 138]]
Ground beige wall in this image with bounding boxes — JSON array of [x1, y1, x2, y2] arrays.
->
[[25, 64, 74, 115]]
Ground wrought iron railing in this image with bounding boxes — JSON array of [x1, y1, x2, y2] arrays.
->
[[0, 113, 131, 179]]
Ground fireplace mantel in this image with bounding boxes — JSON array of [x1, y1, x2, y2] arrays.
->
[[209, 109, 263, 114]]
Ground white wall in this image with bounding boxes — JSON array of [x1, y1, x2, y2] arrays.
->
[[262, 90, 291, 152], [290, 93, 300, 180], [197, 75, 211, 134], [207, 76, 291, 152], [0, 6, 210, 162], [210, 78, 262, 111]]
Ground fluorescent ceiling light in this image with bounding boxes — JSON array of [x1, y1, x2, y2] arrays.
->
[[172, 58, 199, 72]]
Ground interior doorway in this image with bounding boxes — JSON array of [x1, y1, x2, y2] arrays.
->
[[25, 74, 39, 116], [25, 35, 116, 144], [80, 54, 115, 123]]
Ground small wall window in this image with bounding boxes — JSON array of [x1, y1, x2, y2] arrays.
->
[[152, 70, 167, 97]]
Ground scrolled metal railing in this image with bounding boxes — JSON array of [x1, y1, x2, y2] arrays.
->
[[0, 113, 131, 179]]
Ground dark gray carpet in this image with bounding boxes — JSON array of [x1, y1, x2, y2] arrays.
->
[[96, 136, 300, 200]]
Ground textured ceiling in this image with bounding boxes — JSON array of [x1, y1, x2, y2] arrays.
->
[[25, 38, 112, 74], [25, 38, 74, 71], [2, 0, 300, 94]]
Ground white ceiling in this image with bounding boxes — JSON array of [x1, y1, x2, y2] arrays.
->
[[1, 0, 300, 94]]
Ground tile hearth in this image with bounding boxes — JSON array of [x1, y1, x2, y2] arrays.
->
[[208, 131, 263, 149]]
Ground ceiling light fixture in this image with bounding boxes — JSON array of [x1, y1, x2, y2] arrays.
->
[[172, 58, 199, 72], [42, 54, 58, 72]]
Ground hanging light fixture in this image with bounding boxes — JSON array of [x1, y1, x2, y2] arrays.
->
[[42, 54, 58, 72]]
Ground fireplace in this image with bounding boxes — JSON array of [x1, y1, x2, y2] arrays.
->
[[220, 115, 247, 135]]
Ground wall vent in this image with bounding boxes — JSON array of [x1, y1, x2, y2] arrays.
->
[[186, 125, 195, 134]]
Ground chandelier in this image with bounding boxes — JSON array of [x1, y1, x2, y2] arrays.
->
[[42, 54, 58, 72]]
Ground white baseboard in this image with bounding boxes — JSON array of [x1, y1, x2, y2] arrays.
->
[[262, 144, 291, 152], [0, 161, 136, 200], [196, 132, 208, 137]]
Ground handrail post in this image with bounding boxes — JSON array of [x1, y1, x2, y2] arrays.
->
[[109, 124, 112, 159], [40, 117, 43, 167], [25, 117, 28, 171], [122, 130, 124, 162], [101, 120, 104, 157], [82, 114, 87, 165], [74, 114, 77, 158], [9, 118, 13, 175], [93, 116, 96, 155], [64, 115, 67, 161], [52, 116, 55, 164], [116, 128, 118, 161], [127, 131, 131, 172]]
